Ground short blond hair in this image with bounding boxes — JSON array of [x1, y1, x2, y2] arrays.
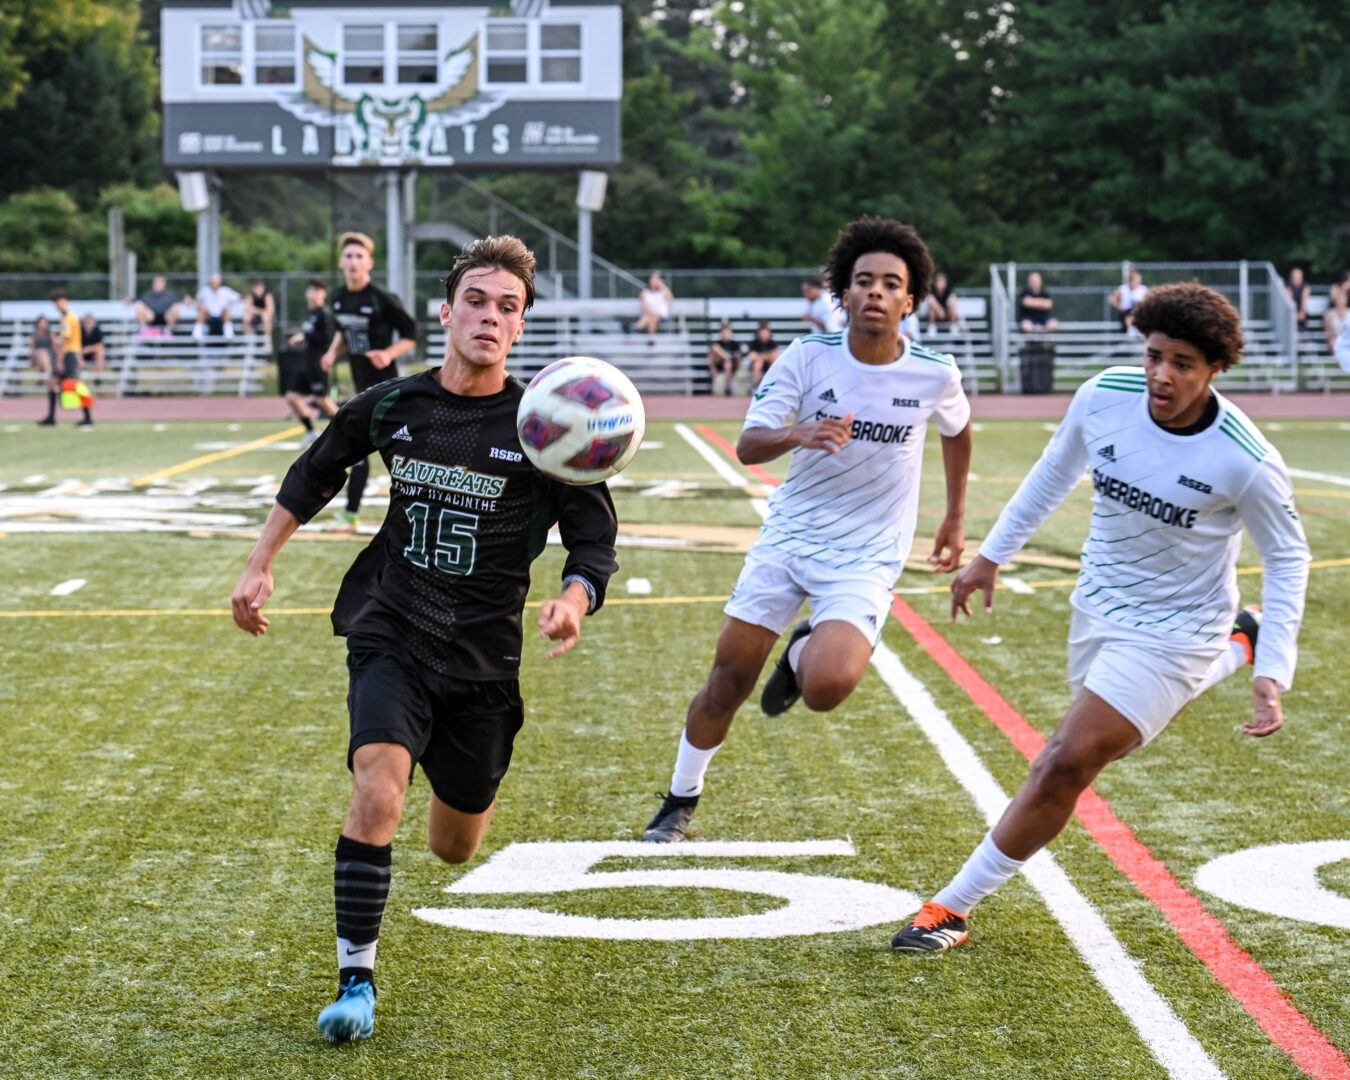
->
[[338, 231, 374, 257]]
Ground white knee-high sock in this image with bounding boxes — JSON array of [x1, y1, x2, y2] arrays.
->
[[669, 731, 722, 797], [787, 633, 810, 673], [933, 832, 1027, 917], [1192, 640, 1247, 698]]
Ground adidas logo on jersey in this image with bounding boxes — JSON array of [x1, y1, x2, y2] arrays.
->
[[1098, 444, 1115, 462], [819, 388, 837, 403], [392, 425, 413, 442]]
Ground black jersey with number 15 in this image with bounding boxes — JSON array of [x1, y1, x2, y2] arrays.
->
[[276, 370, 618, 679]]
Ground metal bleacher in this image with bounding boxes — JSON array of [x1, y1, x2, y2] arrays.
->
[[421, 295, 999, 396], [0, 299, 269, 398]]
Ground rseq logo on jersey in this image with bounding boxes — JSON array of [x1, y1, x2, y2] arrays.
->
[[1177, 474, 1212, 494], [390, 455, 506, 498], [490, 447, 523, 462], [892, 397, 920, 408]]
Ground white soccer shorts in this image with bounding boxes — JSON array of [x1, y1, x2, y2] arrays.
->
[[1067, 605, 1226, 745], [724, 542, 894, 646]]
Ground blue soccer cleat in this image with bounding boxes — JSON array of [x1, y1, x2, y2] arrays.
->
[[318, 976, 375, 1043]]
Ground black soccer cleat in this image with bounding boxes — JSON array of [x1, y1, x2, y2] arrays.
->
[[891, 901, 969, 953], [1231, 605, 1261, 666], [642, 791, 700, 843], [760, 619, 812, 716]]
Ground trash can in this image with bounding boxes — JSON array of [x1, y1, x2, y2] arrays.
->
[[1018, 341, 1056, 394], [277, 348, 304, 396]]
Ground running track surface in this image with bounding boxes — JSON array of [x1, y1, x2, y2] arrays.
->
[[1, 392, 1347, 423]]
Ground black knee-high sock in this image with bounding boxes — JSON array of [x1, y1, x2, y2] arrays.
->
[[44, 390, 57, 421], [334, 834, 391, 989], [345, 456, 370, 514]]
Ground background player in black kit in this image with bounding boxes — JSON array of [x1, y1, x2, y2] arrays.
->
[[283, 277, 339, 447], [319, 232, 420, 531], [231, 235, 618, 1044]]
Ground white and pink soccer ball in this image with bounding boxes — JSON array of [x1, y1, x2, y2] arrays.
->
[[515, 356, 646, 485]]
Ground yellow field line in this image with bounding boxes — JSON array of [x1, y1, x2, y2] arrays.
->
[[0, 596, 731, 619], [130, 426, 304, 487]]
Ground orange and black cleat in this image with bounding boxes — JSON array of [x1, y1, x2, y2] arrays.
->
[[892, 900, 969, 953], [1230, 605, 1261, 666]]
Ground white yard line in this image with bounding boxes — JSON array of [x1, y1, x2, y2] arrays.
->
[[674, 423, 754, 489], [677, 420, 1227, 1080], [870, 647, 1225, 1080], [1288, 467, 1350, 489]]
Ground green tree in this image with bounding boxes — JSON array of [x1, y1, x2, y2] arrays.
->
[[990, 0, 1350, 272], [0, 3, 158, 202]]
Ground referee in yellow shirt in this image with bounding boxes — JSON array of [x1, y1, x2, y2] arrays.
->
[[39, 290, 92, 427]]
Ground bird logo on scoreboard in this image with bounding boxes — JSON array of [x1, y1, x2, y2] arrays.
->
[[273, 34, 505, 166]]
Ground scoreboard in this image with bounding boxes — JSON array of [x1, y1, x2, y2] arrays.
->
[[161, 1, 622, 170]]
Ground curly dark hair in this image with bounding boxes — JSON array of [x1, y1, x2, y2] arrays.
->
[[1130, 282, 1245, 371], [444, 235, 537, 311], [824, 217, 934, 307]]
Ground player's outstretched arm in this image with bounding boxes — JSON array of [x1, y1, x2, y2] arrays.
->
[[231, 504, 301, 636], [1245, 676, 1283, 737], [320, 329, 346, 372], [951, 554, 999, 622], [537, 581, 593, 659], [930, 422, 972, 572], [737, 412, 855, 464]]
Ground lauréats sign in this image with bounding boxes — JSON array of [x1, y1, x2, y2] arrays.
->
[[161, 6, 620, 169]]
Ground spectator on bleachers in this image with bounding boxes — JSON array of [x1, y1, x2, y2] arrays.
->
[[1325, 282, 1349, 355], [747, 320, 780, 388], [1336, 305, 1350, 374], [635, 271, 674, 335], [926, 272, 961, 333], [133, 275, 182, 336], [706, 320, 745, 396], [1109, 269, 1148, 333], [1018, 272, 1059, 334], [195, 274, 240, 339], [29, 315, 53, 373], [899, 311, 922, 344], [245, 279, 275, 340], [801, 275, 842, 332], [81, 313, 105, 371], [1286, 267, 1309, 330]]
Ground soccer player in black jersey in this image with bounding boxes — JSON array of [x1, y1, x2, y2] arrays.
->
[[319, 232, 420, 531], [231, 235, 618, 1043], [284, 277, 338, 447]]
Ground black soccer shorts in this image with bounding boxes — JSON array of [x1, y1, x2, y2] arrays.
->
[[284, 357, 329, 398], [345, 636, 524, 814]]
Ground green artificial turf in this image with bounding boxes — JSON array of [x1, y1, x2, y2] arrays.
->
[[0, 416, 1346, 1078]]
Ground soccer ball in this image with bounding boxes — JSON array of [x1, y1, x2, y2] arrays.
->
[[516, 356, 646, 485]]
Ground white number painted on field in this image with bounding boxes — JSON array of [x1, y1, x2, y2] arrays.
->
[[413, 840, 918, 940], [1194, 840, 1350, 930]]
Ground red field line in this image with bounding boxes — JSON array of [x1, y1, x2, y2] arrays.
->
[[693, 422, 1349, 1079], [692, 423, 779, 485]]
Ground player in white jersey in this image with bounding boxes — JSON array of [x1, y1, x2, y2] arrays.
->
[[642, 217, 974, 842], [893, 283, 1310, 953]]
